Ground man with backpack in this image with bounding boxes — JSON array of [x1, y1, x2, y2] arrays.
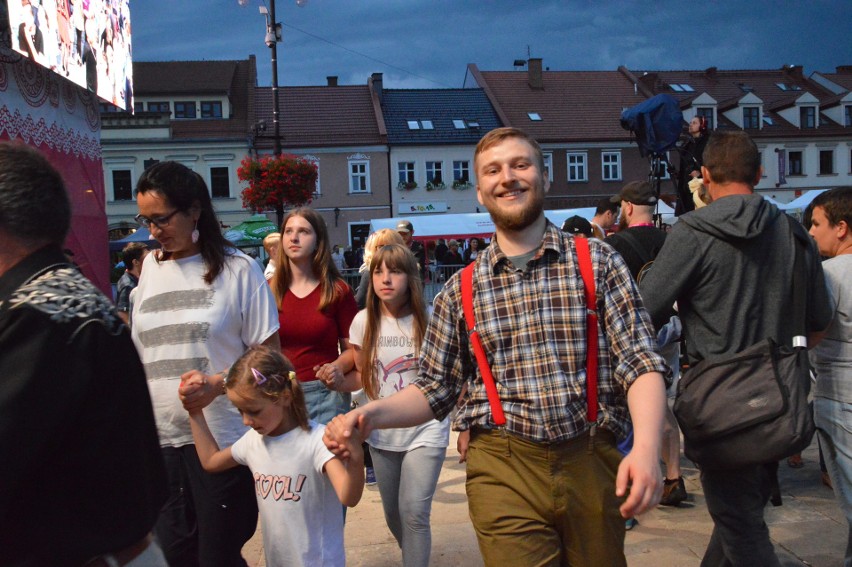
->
[[640, 130, 831, 565], [606, 180, 687, 507]]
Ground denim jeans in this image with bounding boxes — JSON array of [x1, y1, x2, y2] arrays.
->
[[155, 445, 257, 567], [815, 396, 852, 567], [301, 379, 350, 425], [369, 445, 445, 567], [700, 463, 781, 567]]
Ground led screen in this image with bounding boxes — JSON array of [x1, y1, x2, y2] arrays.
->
[[8, 0, 133, 110]]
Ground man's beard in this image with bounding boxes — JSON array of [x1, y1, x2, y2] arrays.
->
[[485, 189, 545, 232], [618, 213, 630, 231]]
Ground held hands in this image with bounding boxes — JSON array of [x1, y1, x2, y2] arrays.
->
[[323, 409, 371, 460], [615, 445, 663, 518], [314, 363, 343, 391], [178, 370, 222, 413]]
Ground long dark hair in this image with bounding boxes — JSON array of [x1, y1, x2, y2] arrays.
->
[[361, 244, 427, 400], [135, 161, 230, 284], [271, 207, 347, 312]]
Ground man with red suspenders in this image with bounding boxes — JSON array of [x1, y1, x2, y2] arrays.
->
[[325, 127, 668, 567]]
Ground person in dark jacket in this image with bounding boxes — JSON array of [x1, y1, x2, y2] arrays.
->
[[441, 239, 464, 266], [0, 142, 168, 566], [640, 131, 832, 566], [676, 116, 709, 215]]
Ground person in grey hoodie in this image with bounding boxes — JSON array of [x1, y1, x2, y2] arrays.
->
[[640, 130, 832, 566]]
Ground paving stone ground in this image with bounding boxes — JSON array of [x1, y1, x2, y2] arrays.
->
[[242, 432, 845, 566]]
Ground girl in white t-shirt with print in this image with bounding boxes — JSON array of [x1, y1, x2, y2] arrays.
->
[[184, 346, 364, 567], [349, 244, 449, 567]]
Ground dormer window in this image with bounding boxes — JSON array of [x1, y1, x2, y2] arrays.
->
[[800, 106, 816, 129], [743, 107, 760, 129], [738, 83, 754, 93], [696, 107, 715, 130], [174, 102, 196, 119], [845, 106, 852, 127]]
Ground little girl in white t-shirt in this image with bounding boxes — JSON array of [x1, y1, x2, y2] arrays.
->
[[183, 346, 364, 567]]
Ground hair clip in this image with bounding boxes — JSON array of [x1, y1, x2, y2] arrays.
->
[[251, 368, 268, 385], [288, 371, 297, 382]]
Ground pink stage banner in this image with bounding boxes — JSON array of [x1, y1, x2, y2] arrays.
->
[[0, 48, 110, 295]]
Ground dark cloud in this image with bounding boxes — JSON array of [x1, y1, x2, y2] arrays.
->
[[131, 0, 852, 87]]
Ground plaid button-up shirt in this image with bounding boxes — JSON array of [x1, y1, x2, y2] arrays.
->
[[413, 222, 667, 443]]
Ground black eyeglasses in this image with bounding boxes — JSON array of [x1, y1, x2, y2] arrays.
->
[[134, 209, 181, 229]]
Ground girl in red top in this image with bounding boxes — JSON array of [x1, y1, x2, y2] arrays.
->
[[270, 207, 359, 424]]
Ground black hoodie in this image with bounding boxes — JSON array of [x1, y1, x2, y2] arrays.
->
[[639, 193, 831, 364]]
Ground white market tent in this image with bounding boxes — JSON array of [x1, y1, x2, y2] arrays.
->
[[777, 189, 827, 214], [370, 203, 675, 243]]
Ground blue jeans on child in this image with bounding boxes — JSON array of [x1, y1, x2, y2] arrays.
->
[[301, 379, 350, 425]]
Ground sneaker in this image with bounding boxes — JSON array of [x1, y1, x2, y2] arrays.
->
[[625, 518, 638, 531], [660, 476, 687, 507], [365, 467, 376, 486]]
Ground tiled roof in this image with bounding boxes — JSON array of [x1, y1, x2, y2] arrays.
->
[[380, 89, 502, 144], [472, 66, 648, 143], [130, 57, 256, 141], [254, 85, 385, 148], [628, 66, 848, 138], [134, 60, 243, 95]]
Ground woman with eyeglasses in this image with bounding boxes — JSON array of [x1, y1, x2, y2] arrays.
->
[[130, 161, 280, 566], [270, 207, 360, 425]]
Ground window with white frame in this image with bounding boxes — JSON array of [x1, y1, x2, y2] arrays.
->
[[542, 152, 553, 182], [695, 107, 715, 130], [201, 101, 223, 119], [800, 106, 816, 129], [453, 160, 470, 183], [567, 152, 587, 182], [302, 155, 320, 195], [819, 150, 834, 175], [174, 101, 196, 119], [788, 151, 803, 175], [112, 169, 133, 201], [210, 167, 230, 198], [601, 151, 621, 181], [743, 107, 760, 129], [398, 161, 415, 184], [426, 161, 444, 185], [348, 157, 370, 193], [846, 105, 852, 127]]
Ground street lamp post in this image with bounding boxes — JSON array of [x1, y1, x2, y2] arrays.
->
[[240, 0, 307, 227]]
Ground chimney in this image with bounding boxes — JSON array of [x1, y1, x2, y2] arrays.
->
[[326, 76, 338, 87], [837, 66, 852, 74], [782, 65, 803, 80], [528, 58, 543, 90], [370, 72, 383, 103], [704, 66, 717, 80]]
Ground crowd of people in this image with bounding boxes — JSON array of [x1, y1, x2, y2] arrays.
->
[[2, 122, 850, 567]]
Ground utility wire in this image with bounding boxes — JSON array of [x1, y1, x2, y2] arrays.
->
[[280, 21, 452, 88]]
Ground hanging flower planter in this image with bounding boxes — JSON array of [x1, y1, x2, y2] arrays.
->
[[452, 180, 473, 190], [237, 154, 318, 214], [426, 180, 446, 191], [397, 180, 418, 191]]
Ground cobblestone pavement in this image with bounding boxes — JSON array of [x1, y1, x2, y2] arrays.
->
[[242, 432, 845, 566]]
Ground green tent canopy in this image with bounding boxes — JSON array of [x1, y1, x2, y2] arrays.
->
[[223, 214, 278, 246]]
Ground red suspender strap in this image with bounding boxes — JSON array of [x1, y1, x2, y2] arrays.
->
[[574, 237, 599, 425], [461, 263, 507, 426]]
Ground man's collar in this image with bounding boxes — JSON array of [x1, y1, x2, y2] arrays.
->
[[0, 245, 70, 302], [484, 221, 562, 273]]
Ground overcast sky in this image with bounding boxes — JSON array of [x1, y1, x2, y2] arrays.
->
[[131, 0, 852, 89]]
